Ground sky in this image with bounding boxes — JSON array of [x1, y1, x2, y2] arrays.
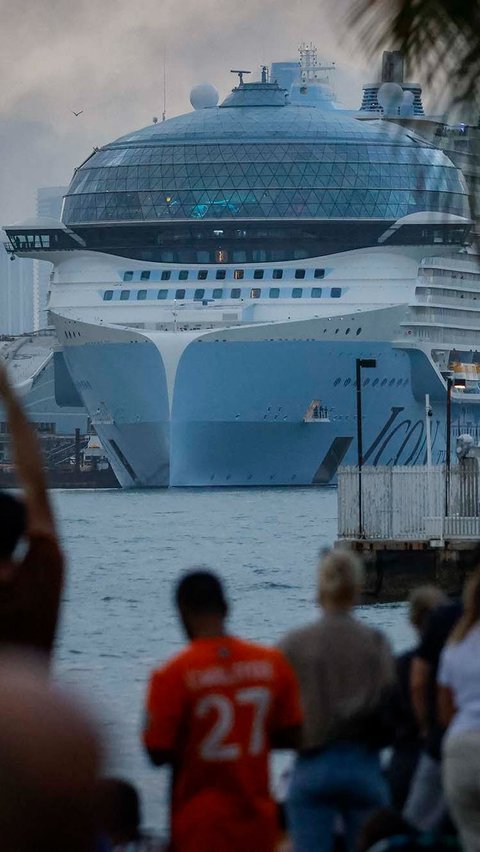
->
[[0, 0, 374, 225]]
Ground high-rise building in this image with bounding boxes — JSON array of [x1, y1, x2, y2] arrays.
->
[[35, 186, 68, 329]]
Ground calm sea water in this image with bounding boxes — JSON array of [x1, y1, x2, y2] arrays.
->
[[52, 487, 415, 833]]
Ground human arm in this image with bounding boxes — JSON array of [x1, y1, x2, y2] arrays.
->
[[270, 650, 303, 751], [0, 364, 55, 537], [437, 685, 456, 728], [143, 664, 186, 767], [410, 656, 431, 735]]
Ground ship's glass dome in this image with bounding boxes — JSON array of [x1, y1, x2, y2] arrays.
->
[[63, 88, 468, 226]]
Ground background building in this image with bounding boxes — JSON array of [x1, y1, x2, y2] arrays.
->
[[0, 249, 34, 334]]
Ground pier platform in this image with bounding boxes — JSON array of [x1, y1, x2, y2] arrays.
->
[[336, 462, 480, 603]]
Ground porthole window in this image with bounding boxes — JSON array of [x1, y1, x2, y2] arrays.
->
[[250, 288, 261, 299], [311, 288, 322, 298], [137, 290, 147, 300], [212, 288, 223, 299], [344, 378, 351, 387], [334, 378, 341, 386], [331, 288, 342, 298], [381, 378, 388, 386], [272, 269, 283, 280], [314, 269, 325, 279], [120, 290, 130, 301], [363, 378, 370, 386], [179, 270, 189, 280], [175, 289, 186, 299], [123, 272, 133, 282], [103, 290, 113, 301], [295, 269, 306, 279], [389, 378, 395, 386], [396, 378, 403, 386], [292, 288, 303, 298], [372, 378, 379, 387], [233, 269, 244, 280], [194, 288, 205, 301], [161, 270, 171, 281], [157, 289, 168, 300], [335, 329, 339, 334], [231, 288, 241, 299], [356, 328, 362, 335], [254, 270, 264, 280], [140, 271, 150, 281], [345, 328, 350, 335], [216, 270, 226, 280], [269, 288, 280, 299], [197, 270, 208, 280]]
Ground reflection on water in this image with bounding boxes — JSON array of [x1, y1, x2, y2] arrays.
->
[[53, 487, 415, 831]]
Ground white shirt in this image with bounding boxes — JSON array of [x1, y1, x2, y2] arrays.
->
[[438, 623, 480, 739]]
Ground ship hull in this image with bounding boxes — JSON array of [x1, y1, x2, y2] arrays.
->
[[55, 316, 480, 488]]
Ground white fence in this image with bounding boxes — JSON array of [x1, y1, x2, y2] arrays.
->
[[338, 463, 480, 540]]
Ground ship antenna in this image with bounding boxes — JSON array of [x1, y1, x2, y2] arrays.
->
[[230, 69, 251, 86], [162, 47, 167, 121]]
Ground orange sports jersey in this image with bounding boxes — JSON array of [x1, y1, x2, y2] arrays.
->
[[143, 635, 302, 852]]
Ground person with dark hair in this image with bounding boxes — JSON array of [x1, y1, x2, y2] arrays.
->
[[96, 777, 164, 851], [142, 569, 302, 852], [386, 585, 447, 809], [0, 365, 63, 657]]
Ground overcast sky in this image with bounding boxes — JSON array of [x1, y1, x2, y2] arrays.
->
[[0, 0, 374, 224]]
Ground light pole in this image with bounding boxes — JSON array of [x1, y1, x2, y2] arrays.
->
[[445, 374, 466, 517], [356, 358, 377, 539]]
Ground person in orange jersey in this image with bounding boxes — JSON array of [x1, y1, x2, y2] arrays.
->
[[143, 570, 302, 852]]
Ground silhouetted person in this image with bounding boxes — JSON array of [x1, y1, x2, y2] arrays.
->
[[96, 778, 164, 851], [387, 585, 447, 809], [281, 549, 394, 852], [0, 365, 63, 657], [0, 651, 101, 852], [143, 569, 302, 852]]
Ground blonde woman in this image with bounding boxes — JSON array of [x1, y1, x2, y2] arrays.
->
[[281, 549, 394, 852], [438, 569, 480, 852]]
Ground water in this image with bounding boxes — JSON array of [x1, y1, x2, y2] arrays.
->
[[52, 487, 415, 833]]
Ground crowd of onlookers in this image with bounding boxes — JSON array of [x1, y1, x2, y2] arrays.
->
[[1, 360, 480, 851]]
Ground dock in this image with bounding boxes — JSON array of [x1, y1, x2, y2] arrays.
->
[[336, 456, 480, 602]]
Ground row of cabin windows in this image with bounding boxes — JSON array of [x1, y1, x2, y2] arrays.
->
[[123, 268, 326, 283], [103, 287, 342, 302]]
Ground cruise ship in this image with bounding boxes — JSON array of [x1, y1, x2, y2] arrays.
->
[[4, 51, 480, 488]]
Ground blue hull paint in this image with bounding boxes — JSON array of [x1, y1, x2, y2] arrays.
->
[[63, 337, 480, 488]]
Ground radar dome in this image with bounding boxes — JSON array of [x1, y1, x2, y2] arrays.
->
[[399, 90, 415, 117], [190, 84, 219, 110], [377, 82, 404, 113]]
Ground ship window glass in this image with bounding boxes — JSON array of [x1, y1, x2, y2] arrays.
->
[[292, 288, 303, 298], [197, 270, 208, 280], [234, 269, 244, 280], [103, 290, 113, 301], [295, 269, 306, 279], [250, 288, 261, 299], [212, 288, 223, 299], [216, 270, 226, 280], [231, 288, 241, 299], [254, 270, 264, 280], [140, 270, 150, 281], [137, 289, 147, 300], [179, 270, 189, 280], [175, 289, 186, 299], [194, 288, 205, 301], [314, 269, 325, 279], [269, 288, 280, 299], [157, 289, 168, 299], [273, 269, 283, 279], [120, 290, 130, 301], [356, 327, 362, 335], [123, 271, 133, 282], [311, 287, 322, 298], [331, 287, 342, 298], [161, 271, 171, 281]]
